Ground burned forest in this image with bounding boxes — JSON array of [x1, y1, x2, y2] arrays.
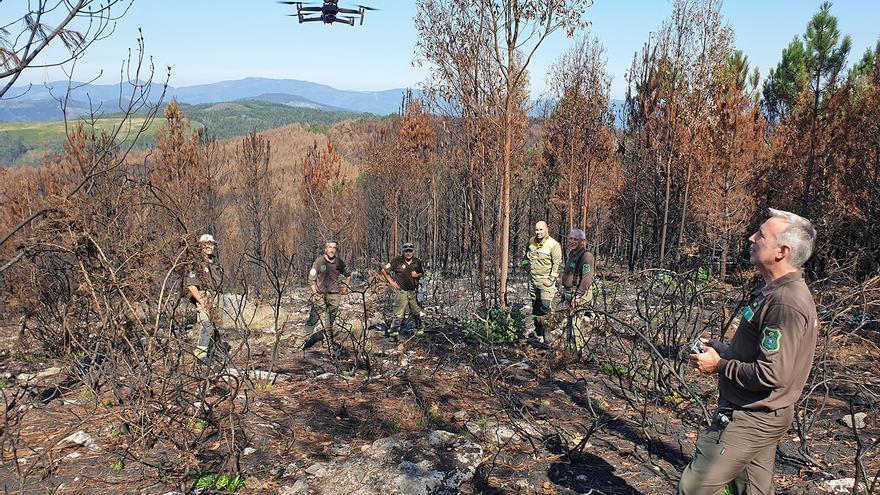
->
[[1, 0, 879, 494]]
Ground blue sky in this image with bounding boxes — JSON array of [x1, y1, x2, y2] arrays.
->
[[5, 0, 879, 99]]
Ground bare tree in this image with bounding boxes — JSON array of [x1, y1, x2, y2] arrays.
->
[[0, 0, 134, 99]]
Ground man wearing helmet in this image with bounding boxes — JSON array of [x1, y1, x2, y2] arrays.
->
[[185, 234, 225, 363]]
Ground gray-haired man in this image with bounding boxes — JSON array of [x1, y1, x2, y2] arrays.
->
[[560, 228, 596, 347], [679, 209, 818, 495]]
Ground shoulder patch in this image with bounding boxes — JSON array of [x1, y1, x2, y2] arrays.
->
[[760, 326, 782, 353], [582, 264, 591, 274], [742, 305, 755, 322], [320, 264, 327, 272], [309, 268, 317, 277]]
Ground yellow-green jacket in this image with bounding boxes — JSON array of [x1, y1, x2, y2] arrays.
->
[[521, 235, 562, 283]]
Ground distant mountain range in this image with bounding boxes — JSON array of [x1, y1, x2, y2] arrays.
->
[[0, 77, 416, 121]]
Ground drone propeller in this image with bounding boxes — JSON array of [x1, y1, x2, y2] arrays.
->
[[356, 4, 378, 10]]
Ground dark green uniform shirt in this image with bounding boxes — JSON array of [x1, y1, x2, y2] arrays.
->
[[308, 255, 350, 294], [715, 270, 818, 411], [185, 259, 223, 306], [385, 255, 424, 291], [561, 248, 595, 297]]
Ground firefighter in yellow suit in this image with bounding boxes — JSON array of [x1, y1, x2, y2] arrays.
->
[[521, 221, 562, 343]]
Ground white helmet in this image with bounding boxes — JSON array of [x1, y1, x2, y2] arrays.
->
[[198, 234, 217, 244]]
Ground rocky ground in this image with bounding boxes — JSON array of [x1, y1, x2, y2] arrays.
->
[[0, 273, 877, 494]]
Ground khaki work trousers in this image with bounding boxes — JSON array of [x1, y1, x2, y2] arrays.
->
[[678, 405, 794, 495], [561, 289, 594, 348], [528, 279, 557, 338], [393, 289, 422, 318], [305, 292, 341, 340], [192, 303, 219, 360]]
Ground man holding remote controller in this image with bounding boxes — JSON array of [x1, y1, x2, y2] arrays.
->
[[679, 209, 818, 495]]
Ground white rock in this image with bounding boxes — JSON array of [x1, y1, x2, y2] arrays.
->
[[488, 423, 518, 444], [62, 431, 98, 451], [282, 462, 301, 478], [316, 372, 334, 380], [279, 479, 310, 495], [38, 367, 62, 378], [305, 462, 328, 477], [825, 478, 857, 494], [464, 422, 482, 437], [453, 410, 469, 422], [840, 412, 868, 430], [243, 447, 257, 456]]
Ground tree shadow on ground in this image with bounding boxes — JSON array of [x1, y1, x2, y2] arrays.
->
[[548, 452, 641, 495], [554, 378, 689, 469]]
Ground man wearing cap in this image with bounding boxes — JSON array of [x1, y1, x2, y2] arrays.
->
[[561, 228, 596, 346], [381, 242, 426, 337], [679, 209, 818, 495], [521, 220, 563, 343], [303, 240, 351, 348], [185, 234, 224, 362]]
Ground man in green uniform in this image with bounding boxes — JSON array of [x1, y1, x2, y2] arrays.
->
[[680, 208, 818, 495], [185, 234, 224, 363], [560, 228, 596, 347], [521, 220, 562, 343], [381, 242, 425, 337], [303, 240, 351, 349]]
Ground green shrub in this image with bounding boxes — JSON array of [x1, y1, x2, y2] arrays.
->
[[194, 473, 245, 493], [464, 304, 526, 344], [697, 267, 712, 285], [601, 363, 630, 377]]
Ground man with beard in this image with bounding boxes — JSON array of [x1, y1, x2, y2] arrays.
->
[[303, 240, 351, 350]]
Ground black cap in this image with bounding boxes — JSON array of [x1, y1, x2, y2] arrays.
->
[[402, 242, 414, 251]]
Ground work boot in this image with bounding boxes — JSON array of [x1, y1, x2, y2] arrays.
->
[[388, 318, 402, 338]]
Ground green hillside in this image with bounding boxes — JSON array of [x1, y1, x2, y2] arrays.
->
[[0, 100, 369, 167]]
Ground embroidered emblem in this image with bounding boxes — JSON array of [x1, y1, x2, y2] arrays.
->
[[582, 264, 590, 274], [741, 305, 754, 322], [742, 298, 762, 323], [401, 264, 407, 270], [320, 264, 328, 273], [309, 268, 317, 277], [760, 326, 782, 353]]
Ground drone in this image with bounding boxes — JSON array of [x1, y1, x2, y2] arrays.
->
[[279, 1, 377, 26]]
